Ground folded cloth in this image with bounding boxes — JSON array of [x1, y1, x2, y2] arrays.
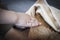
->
[[26, 0, 60, 32]]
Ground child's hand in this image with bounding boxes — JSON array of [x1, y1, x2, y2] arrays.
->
[[15, 13, 41, 28]]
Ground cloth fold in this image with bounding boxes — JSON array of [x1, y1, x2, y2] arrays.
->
[[26, 0, 60, 32]]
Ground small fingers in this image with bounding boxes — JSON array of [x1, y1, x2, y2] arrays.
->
[[26, 17, 41, 27]]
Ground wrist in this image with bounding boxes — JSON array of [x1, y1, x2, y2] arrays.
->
[[14, 13, 19, 25], [14, 13, 24, 25]]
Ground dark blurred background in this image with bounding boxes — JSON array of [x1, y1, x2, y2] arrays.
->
[[46, 0, 60, 10], [0, 0, 60, 12], [0, 0, 36, 12]]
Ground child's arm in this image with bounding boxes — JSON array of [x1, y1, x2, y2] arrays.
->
[[0, 9, 17, 24], [0, 8, 41, 28]]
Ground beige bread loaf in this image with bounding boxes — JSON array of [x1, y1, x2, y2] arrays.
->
[[26, 0, 60, 40], [26, 0, 60, 32]]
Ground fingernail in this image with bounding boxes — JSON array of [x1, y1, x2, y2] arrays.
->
[[38, 22, 42, 25]]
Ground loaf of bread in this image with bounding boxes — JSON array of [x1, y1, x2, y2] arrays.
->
[[26, 0, 60, 40]]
